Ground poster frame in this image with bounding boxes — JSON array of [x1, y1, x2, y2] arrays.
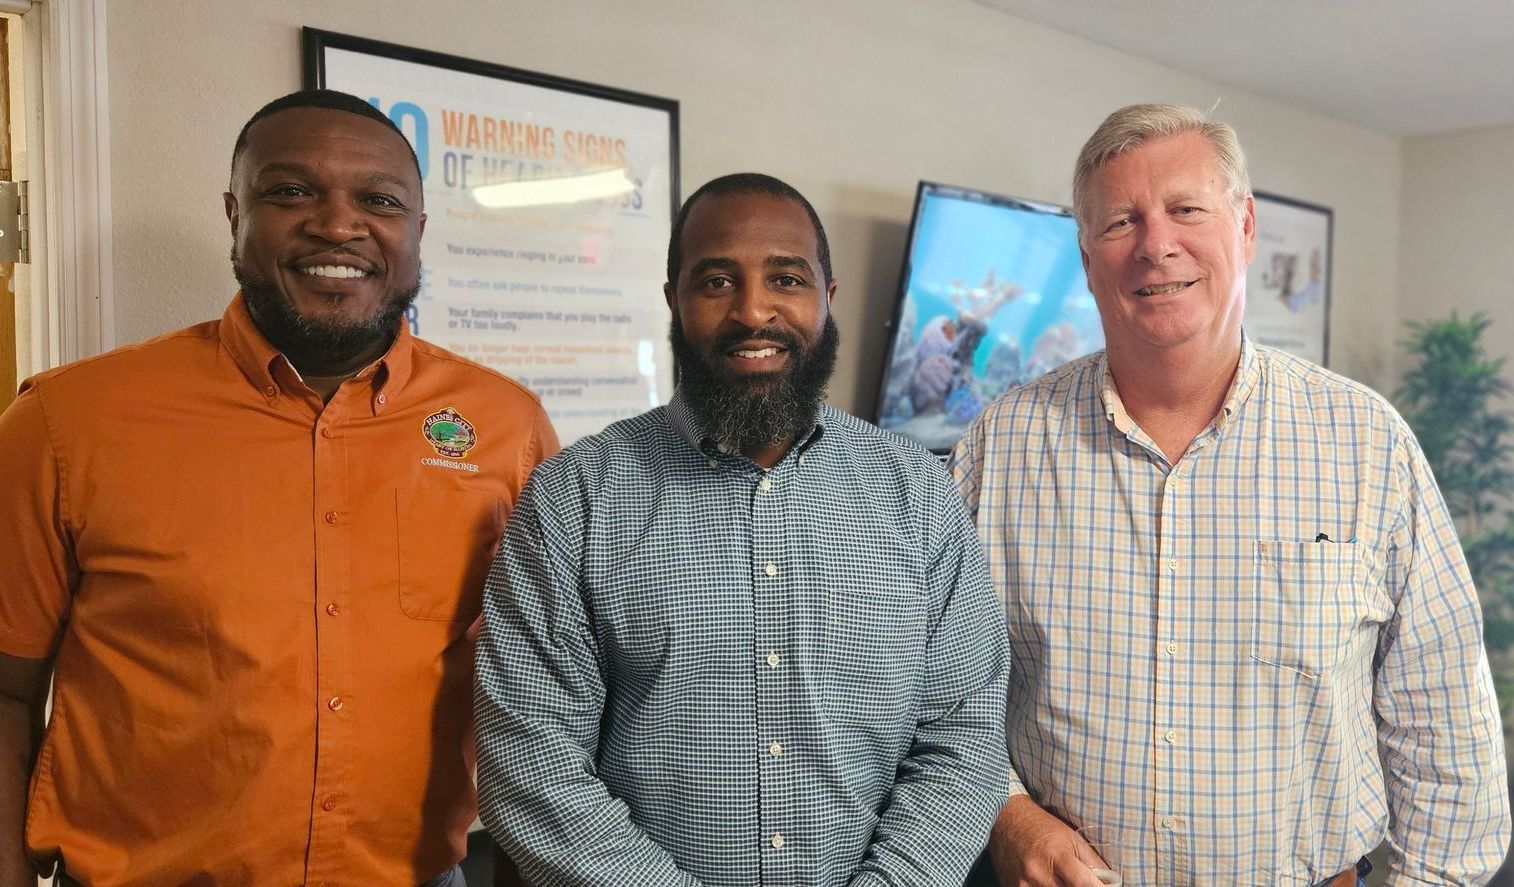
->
[[1249, 190, 1333, 366], [302, 28, 679, 223], [301, 27, 681, 441]]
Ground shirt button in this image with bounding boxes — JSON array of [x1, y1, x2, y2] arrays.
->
[[764, 563, 777, 577], [1162, 816, 1179, 829], [717, 442, 731, 454], [328, 696, 344, 711], [766, 652, 781, 667], [768, 742, 783, 757], [796, 455, 805, 466], [1165, 642, 1179, 655], [771, 834, 785, 849], [324, 511, 339, 524], [326, 602, 341, 616], [1164, 729, 1178, 744], [322, 795, 338, 811], [376, 393, 387, 405], [707, 459, 718, 469], [759, 478, 772, 492], [263, 385, 278, 397], [320, 427, 335, 439], [1167, 559, 1179, 571]]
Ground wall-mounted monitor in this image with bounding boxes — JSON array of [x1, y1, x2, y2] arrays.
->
[[874, 181, 1104, 453]]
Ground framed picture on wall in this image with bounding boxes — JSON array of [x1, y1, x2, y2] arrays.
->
[[1244, 191, 1332, 366], [303, 28, 680, 445]]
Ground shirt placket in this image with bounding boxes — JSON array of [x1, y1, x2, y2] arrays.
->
[[1154, 427, 1228, 885], [305, 388, 359, 886], [752, 459, 796, 886], [1153, 457, 1192, 885]]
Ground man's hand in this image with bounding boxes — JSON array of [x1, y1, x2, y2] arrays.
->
[[987, 795, 1107, 887], [0, 653, 51, 887]]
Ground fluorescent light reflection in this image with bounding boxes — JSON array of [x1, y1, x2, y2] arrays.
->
[[639, 340, 662, 406], [472, 168, 636, 208]]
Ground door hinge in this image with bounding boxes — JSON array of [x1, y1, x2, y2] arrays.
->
[[0, 180, 28, 263]]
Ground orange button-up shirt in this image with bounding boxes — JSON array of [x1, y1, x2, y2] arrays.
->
[[0, 294, 559, 886]]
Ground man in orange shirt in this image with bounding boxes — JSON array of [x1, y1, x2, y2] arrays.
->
[[0, 90, 557, 886]]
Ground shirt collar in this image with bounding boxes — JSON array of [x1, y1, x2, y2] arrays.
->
[[1096, 352, 1136, 435], [218, 291, 415, 414], [667, 388, 827, 459], [1217, 332, 1259, 427], [1097, 332, 1259, 436]]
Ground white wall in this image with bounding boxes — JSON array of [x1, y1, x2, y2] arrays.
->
[[1399, 123, 1514, 382], [106, 0, 1405, 410]]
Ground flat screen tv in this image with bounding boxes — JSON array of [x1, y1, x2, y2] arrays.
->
[[874, 181, 1104, 453]]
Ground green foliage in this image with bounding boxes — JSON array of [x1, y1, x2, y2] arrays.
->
[[1396, 312, 1514, 705], [1397, 313, 1513, 535]]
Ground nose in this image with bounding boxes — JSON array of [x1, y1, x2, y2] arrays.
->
[[726, 279, 778, 330], [1134, 215, 1180, 264], [302, 196, 367, 244]]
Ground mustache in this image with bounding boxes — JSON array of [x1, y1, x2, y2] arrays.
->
[[285, 246, 380, 271], [710, 326, 804, 354]]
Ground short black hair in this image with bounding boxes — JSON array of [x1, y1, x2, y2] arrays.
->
[[229, 89, 421, 185], [666, 173, 832, 286]]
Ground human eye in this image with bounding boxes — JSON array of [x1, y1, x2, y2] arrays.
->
[[1104, 216, 1133, 234], [701, 274, 734, 291], [365, 193, 406, 210], [773, 273, 807, 288], [262, 184, 309, 200]]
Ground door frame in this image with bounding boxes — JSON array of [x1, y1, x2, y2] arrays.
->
[[3, 0, 112, 375]]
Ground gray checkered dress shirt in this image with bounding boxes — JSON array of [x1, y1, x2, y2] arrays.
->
[[475, 393, 1010, 886], [952, 337, 1510, 884]]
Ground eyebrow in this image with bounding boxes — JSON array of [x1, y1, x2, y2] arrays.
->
[[689, 256, 739, 278], [252, 162, 414, 193], [687, 254, 816, 278], [1103, 192, 1209, 217], [766, 255, 814, 274]]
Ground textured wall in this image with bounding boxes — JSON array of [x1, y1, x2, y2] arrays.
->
[[106, 0, 1405, 409], [1399, 123, 1514, 384]]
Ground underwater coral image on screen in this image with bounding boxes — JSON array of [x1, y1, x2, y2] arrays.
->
[[876, 183, 1104, 452]]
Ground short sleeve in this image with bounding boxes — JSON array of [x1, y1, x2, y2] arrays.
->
[[0, 381, 76, 658]]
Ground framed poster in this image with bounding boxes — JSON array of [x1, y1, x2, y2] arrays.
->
[[1244, 191, 1332, 365], [303, 28, 679, 444]]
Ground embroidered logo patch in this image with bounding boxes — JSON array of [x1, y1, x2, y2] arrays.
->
[[422, 407, 478, 458]]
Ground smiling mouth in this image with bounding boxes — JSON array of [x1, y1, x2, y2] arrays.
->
[[299, 265, 372, 280], [1134, 280, 1197, 296], [732, 347, 783, 359]]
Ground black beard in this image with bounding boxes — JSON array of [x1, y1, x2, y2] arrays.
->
[[232, 248, 418, 372], [670, 314, 839, 453]]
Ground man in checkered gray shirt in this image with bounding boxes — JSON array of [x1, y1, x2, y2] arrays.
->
[[475, 173, 1011, 886], [957, 104, 1510, 886]]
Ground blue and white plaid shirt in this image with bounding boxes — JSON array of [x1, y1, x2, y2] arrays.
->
[[475, 392, 1010, 886], [951, 337, 1510, 885]]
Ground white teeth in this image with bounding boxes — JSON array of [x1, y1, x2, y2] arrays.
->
[[735, 347, 779, 359], [1136, 281, 1191, 296], [300, 265, 368, 279]]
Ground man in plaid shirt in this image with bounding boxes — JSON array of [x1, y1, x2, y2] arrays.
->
[[476, 173, 1010, 886], [956, 105, 1509, 886]]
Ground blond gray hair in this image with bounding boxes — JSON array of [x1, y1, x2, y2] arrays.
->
[[1072, 103, 1250, 245]]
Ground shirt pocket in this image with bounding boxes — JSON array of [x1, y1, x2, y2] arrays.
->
[[1249, 540, 1363, 678], [822, 585, 927, 726], [395, 488, 506, 622]]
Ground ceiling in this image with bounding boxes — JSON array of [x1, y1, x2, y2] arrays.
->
[[974, 0, 1514, 136]]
